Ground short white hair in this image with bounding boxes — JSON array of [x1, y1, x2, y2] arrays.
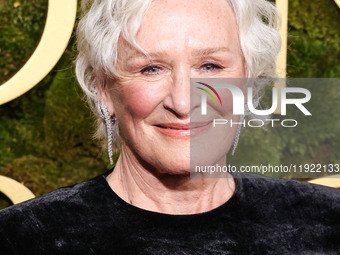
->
[[75, 0, 281, 149]]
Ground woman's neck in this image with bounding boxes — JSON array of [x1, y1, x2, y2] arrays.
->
[[106, 146, 235, 214]]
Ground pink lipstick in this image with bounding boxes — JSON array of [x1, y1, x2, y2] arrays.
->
[[154, 122, 211, 139]]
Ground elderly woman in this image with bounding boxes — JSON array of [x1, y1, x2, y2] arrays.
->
[[1, 0, 339, 254]]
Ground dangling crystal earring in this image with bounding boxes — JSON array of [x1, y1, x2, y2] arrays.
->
[[232, 100, 252, 156], [97, 103, 116, 165], [231, 114, 244, 155]]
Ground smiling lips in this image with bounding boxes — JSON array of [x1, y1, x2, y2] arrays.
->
[[154, 122, 211, 139]]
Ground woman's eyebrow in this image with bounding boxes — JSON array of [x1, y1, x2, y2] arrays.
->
[[124, 51, 163, 64]]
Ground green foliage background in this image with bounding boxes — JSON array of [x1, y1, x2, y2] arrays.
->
[[0, 0, 339, 209], [229, 0, 340, 172]]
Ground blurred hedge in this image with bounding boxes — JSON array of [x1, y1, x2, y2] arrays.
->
[[0, 0, 108, 209], [0, 0, 339, 209], [229, 0, 340, 170]]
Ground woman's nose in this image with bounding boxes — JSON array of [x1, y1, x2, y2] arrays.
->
[[163, 67, 191, 117]]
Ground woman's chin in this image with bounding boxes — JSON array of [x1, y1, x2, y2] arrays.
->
[[153, 158, 191, 176]]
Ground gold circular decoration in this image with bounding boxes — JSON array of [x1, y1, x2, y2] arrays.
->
[[335, 0, 340, 8], [308, 175, 340, 189], [0, 175, 35, 205], [0, 0, 77, 105]]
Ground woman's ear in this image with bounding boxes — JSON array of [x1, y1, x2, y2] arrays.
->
[[95, 78, 115, 116]]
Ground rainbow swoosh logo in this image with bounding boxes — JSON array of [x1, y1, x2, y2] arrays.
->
[[196, 82, 222, 106]]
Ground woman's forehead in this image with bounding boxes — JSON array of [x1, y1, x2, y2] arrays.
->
[[147, 0, 231, 16], [131, 0, 240, 54]]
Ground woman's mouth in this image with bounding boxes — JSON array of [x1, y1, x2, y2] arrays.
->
[[154, 122, 212, 139]]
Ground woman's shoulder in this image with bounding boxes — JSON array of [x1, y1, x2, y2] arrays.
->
[[0, 170, 116, 253], [0, 171, 107, 216], [226, 173, 340, 253], [235, 171, 340, 199], [233, 172, 340, 218]]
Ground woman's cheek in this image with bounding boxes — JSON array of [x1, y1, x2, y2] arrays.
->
[[120, 82, 166, 118], [213, 90, 235, 117]]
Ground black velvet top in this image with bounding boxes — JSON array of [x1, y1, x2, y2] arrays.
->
[[0, 169, 339, 254]]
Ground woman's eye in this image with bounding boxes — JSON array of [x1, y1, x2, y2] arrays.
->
[[201, 63, 222, 72], [141, 65, 161, 75]]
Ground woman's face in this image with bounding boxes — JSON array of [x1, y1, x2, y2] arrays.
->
[[107, 0, 245, 174]]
